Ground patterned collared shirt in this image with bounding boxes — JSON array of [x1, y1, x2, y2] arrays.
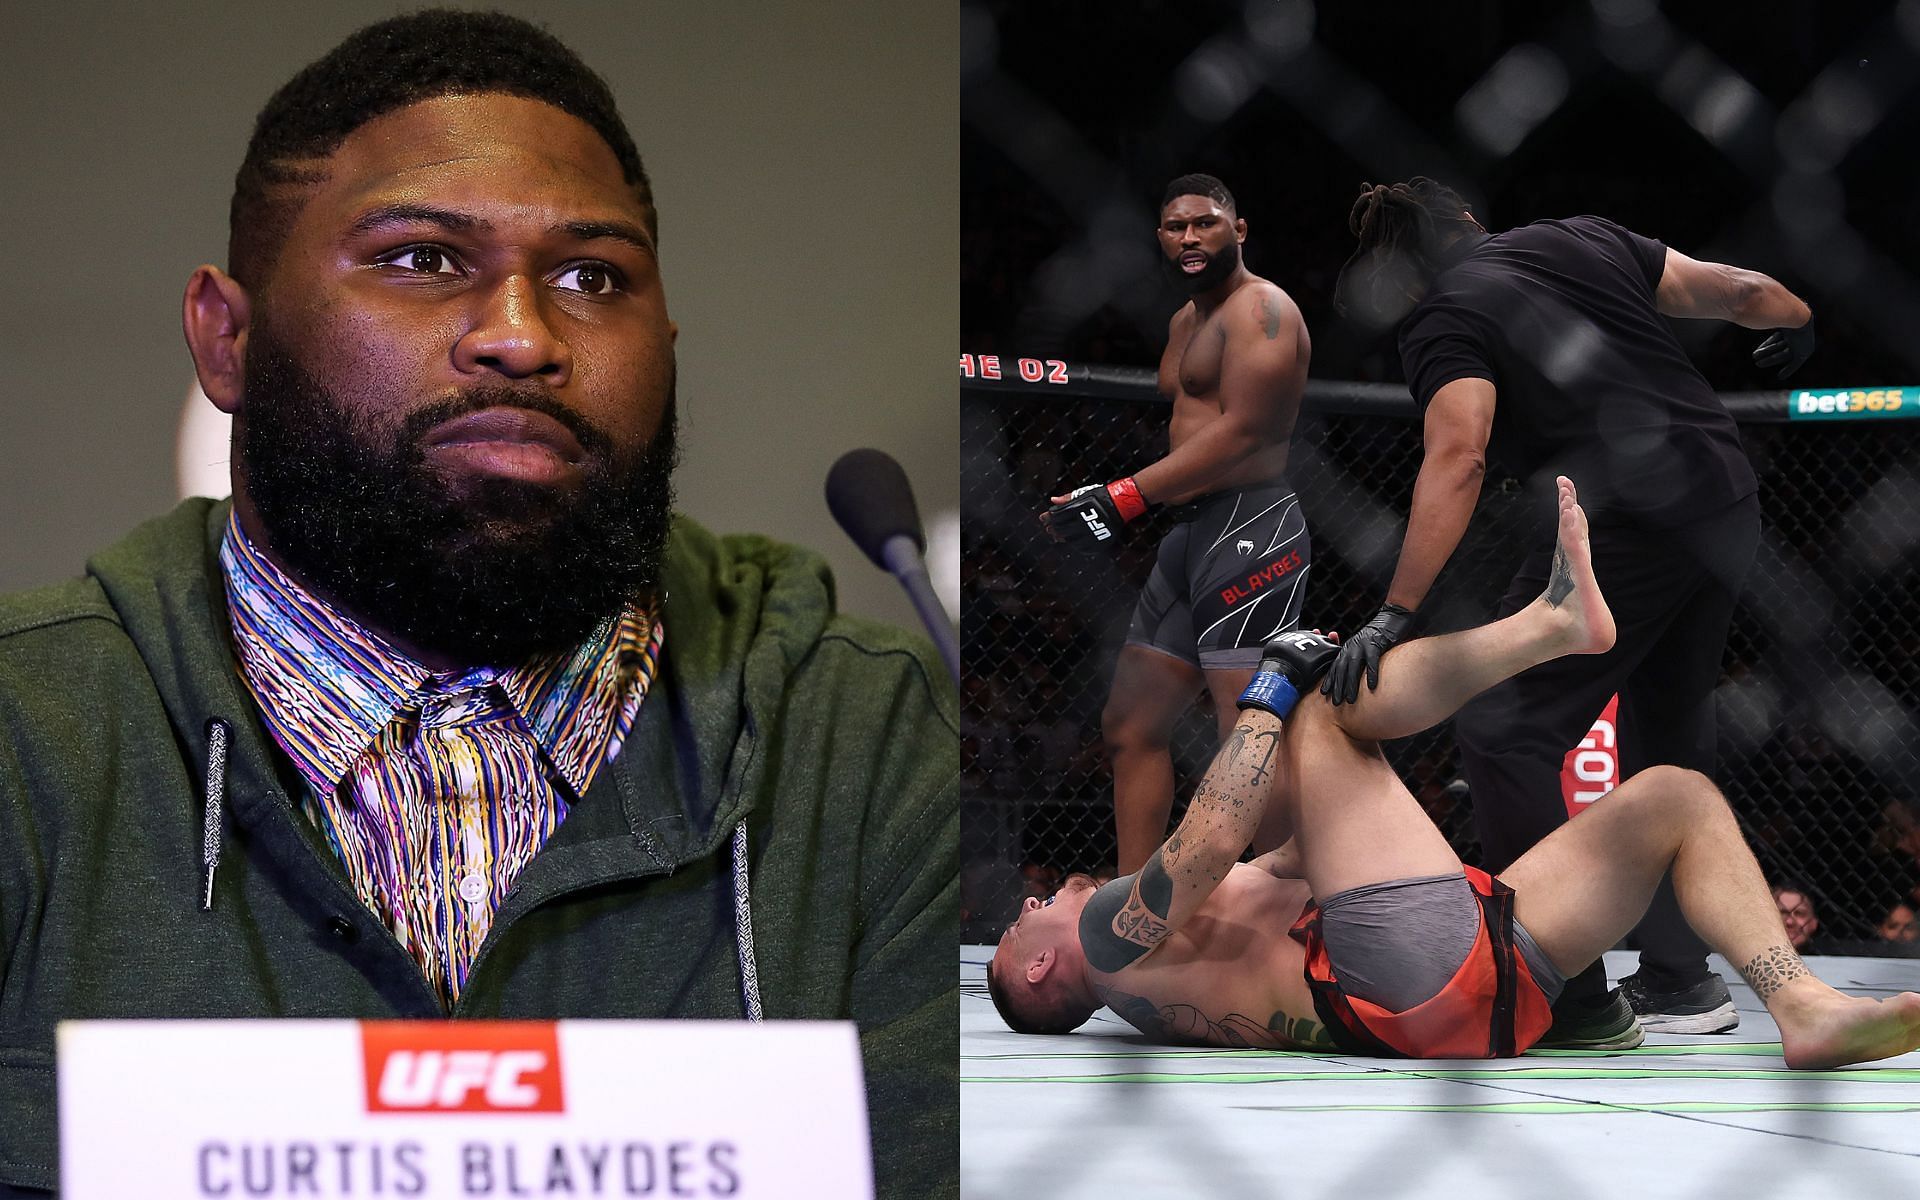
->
[[220, 513, 661, 1006]]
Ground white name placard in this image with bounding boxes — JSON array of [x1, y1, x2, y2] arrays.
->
[[58, 1019, 872, 1199]]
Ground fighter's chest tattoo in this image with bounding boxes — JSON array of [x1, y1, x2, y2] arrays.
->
[[1093, 983, 1334, 1051]]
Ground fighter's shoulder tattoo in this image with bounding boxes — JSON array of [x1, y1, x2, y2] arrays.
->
[[1739, 944, 1811, 1002], [1253, 289, 1288, 340], [1080, 841, 1179, 973]]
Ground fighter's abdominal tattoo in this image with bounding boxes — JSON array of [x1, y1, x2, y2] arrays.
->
[[1740, 944, 1811, 1002], [1545, 542, 1574, 608]]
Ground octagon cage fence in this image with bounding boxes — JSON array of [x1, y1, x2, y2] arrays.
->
[[961, 361, 1920, 959]]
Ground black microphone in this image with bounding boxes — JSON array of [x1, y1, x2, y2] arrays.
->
[[825, 448, 959, 689]]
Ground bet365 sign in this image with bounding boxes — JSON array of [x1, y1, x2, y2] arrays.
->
[[1788, 387, 1914, 420]]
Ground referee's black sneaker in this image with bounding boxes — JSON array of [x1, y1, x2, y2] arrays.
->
[[1535, 987, 1644, 1051], [1619, 967, 1739, 1033]]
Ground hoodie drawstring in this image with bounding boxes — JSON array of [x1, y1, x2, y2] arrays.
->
[[201, 718, 231, 911], [730, 820, 763, 1021]]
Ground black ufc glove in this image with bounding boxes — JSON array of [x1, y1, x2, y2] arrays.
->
[[1321, 603, 1415, 706], [1239, 630, 1341, 719], [1753, 314, 1815, 380], [1040, 477, 1149, 547]]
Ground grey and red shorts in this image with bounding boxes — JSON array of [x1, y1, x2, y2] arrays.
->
[[1126, 481, 1310, 671]]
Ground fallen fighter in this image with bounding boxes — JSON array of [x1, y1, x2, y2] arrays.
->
[[990, 477, 1920, 1067]]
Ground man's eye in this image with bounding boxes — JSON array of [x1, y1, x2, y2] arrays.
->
[[554, 264, 621, 295], [380, 247, 459, 275]]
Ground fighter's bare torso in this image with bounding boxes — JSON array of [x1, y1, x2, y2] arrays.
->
[[1156, 275, 1308, 493], [1087, 864, 1332, 1049], [1079, 697, 1425, 1050]]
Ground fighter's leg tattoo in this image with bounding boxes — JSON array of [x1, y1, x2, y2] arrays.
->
[[1739, 945, 1812, 1002], [1545, 541, 1575, 608]]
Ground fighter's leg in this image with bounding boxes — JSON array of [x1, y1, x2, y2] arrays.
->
[[1272, 700, 1464, 901], [1203, 667, 1256, 738], [1108, 522, 1208, 875], [1328, 476, 1616, 743], [1104, 643, 1203, 875], [1503, 767, 1920, 1068]]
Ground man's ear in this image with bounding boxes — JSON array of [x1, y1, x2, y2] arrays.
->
[[1025, 947, 1056, 986], [183, 266, 253, 415], [1234, 217, 1248, 244]]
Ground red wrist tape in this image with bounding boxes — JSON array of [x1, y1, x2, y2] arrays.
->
[[1107, 477, 1149, 522]]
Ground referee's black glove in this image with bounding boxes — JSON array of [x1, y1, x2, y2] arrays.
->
[[1753, 314, 1815, 381], [1321, 603, 1416, 706]]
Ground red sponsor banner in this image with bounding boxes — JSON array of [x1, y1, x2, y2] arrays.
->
[[1560, 694, 1620, 816], [361, 1021, 565, 1114]]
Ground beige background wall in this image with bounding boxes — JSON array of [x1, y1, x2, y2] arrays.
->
[[0, 2, 956, 631]]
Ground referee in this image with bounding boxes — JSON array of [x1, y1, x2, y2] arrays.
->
[[1326, 177, 1814, 1049]]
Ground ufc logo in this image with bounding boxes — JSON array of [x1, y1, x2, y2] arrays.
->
[[1079, 509, 1111, 540], [362, 1022, 565, 1113], [1286, 636, 1317, 651]]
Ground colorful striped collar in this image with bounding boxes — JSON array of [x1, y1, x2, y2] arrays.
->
[[218, 511, 655, 800]]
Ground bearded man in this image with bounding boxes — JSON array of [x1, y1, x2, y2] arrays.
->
[[0, 13, 955, 1199], [1040, 173, 1312, 878]]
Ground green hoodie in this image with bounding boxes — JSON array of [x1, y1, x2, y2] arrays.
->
[[0, 500, 958, 1198]]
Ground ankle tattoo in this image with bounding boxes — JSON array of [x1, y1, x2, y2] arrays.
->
[[1739, 945, 1810, 1002]]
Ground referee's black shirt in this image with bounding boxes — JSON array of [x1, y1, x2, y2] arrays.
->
[[1398, 215, 1757, 528]]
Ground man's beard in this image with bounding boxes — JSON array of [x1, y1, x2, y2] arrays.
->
[[1165, 241, 1242, 294], [237, 324, 678, 665]]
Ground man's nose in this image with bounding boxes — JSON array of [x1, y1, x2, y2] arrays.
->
[[1023, 896, 1042, 912], [454, 274, 573, 384]]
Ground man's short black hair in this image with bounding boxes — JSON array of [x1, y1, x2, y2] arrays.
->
[[986, 952, 1094, 1036], [1162, 173, 1236, 215], [228, 8, 653, 288]]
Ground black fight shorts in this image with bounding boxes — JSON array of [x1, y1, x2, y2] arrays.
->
[[1125, 481, 1310, 671]]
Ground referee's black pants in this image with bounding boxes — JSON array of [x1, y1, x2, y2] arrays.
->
[[1455, 492, 1761, 1004]]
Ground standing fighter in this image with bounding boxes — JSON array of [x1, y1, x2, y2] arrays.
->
[[1041, 174, 1310, 875], [993, 479, 1920, 1072], [1326, 177, 1815, 1047]]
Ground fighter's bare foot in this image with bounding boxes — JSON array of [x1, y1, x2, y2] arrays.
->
[[1541, 476, 1615, 655], [1777, 986, 1920, 1070]]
